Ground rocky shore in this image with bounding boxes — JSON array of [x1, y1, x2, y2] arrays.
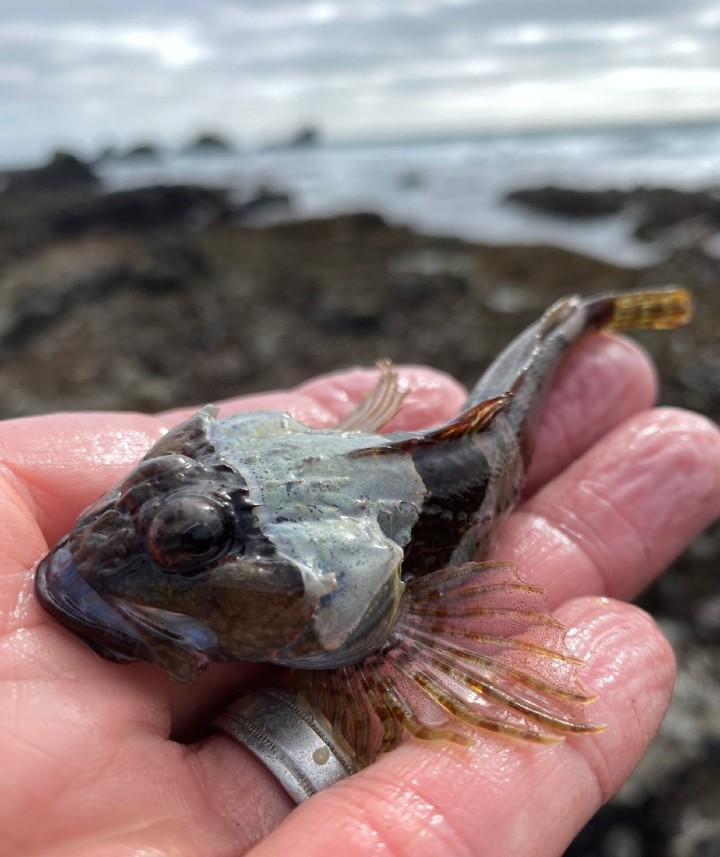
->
[[506, 183, 720, 244], [0, 161, 718, 856]]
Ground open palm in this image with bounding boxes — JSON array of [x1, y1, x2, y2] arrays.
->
[[2, 335, 719, 857]]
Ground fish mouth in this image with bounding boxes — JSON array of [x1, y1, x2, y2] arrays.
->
[[35, 538, 217, 682]]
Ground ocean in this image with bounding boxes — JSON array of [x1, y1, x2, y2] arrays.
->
[[96, 120, 720, 267]]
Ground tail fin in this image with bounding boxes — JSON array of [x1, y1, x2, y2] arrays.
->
[[296, 561, 604, 767], [587, 286, 692, 333]]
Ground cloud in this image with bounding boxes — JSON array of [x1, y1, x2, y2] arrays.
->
[[0, 0, 719, 162], [0, 20, 209, 68]]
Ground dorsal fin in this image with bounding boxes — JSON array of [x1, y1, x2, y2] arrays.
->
[[421, 393, 512, 443], [354, 393, 511, 456], [336, 360, 408, 433]]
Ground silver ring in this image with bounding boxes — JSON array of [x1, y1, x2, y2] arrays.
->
[[211, 686, 360, 803]]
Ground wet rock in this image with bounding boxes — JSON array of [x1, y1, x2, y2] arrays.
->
[[0, 201, 633, 414], [122, 143, 161, 160], [506, 184, 720, 246], [0, 242, 205, 356], [184, 132, 235, 153], [287, 125, 321, 147], [0, 151, 98, 196], [47, 185, 235, 237], [671, 813, 720, 857], [236, 186, 293, 226], [631, 187, 720, 242], [506, 186, 626, 218], [388, 248, 472, 303]]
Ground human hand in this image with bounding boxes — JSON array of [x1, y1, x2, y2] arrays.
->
[[1, 337, 719, 857]]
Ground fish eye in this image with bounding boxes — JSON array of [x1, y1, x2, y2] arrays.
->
[[147, 494, 232, 572]]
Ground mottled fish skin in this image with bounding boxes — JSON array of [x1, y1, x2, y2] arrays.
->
[[35, 287, 692, 729], [37, 407, 427, 680], [205, 411, 425, 666], [396, 294, 629, 575]]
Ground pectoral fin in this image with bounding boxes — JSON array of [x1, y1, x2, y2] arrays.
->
[[296, 561, 603, 767]]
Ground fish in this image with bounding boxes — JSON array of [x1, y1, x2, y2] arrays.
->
[[35, 287, 691, 765]]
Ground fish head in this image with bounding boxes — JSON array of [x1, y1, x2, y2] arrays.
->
[[35, 407, 411, 682], [35, 407, 320, 682]]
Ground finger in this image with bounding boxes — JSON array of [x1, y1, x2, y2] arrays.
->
[[0, 365, 464, 546], [198, 598, 674, 857], [496, 408, 720, 606], [0, 412, 164, 547], [0, 366, 464, 735], [0, 638, 292, 857], [524, 334, 657, 497], [0, 468, 280, 853], [0, 455, 276, 751]]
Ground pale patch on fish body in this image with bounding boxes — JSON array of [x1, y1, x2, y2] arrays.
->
[[35, 288, 692, 763], [207, 411, 425, 665]]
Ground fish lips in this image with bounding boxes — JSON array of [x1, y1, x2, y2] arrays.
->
[[35, 538, 217, 682]]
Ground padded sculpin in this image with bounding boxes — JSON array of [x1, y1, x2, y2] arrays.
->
[[36, 288, 691, 765]]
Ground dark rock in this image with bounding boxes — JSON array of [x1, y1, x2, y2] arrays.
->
[[288, 125, 321, 147], [122, 143, 161, 160], [631, 186, 720, 242], [343, 212, 387, 232], [46, 185, 235, 237], [0, 151, 98, 196], [236, 186, 293, 226], [505, 185, 626, 218], [0, 250, 199, 356], [184, 132, 235, 153], [506, 183, 720, 246], [318, 309, 384, 335], [0, 208, 601, 412], [264, 212, 388, 243]]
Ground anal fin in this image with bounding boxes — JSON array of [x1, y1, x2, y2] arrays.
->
[[296, 561, 604, 767]]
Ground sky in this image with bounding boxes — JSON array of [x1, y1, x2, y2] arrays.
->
[[1, 0, 720, 163]]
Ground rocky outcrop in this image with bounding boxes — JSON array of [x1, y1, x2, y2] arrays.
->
[[184, 132, 235, 153], [506, 183, 720, 243], [235, 186, 292, 226], [631, 186, 720, 241], [0, 151, 98, 195], [121, 143, 161, 160], [46, 184, 235, 237], [506, 186, 626, 218], [287, 125, 321, 147]]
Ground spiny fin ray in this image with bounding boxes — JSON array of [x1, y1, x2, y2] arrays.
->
[[296, 561, 604, 767], [335, 360, 408, 432], [352, 394, 512, 457]]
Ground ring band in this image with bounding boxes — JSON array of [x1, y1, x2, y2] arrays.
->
[[212, 686, 360, 803]]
